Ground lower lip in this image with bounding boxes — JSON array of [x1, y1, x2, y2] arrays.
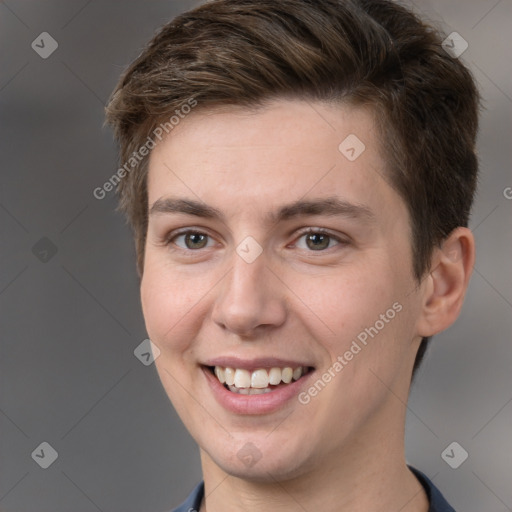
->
[[202, 366, 314, 415]]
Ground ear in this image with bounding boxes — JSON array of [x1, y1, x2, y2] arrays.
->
[[416, 227, 475, 337]]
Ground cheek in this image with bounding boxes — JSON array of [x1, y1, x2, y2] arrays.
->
[[140, 257, 206, 353], [288, 259, 415, 398], [140, 262, 204, 413], [288, 265, 393, 343], [295, 269, 414, 428]]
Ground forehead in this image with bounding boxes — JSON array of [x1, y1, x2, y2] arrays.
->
[[146, 99, 403, 225]]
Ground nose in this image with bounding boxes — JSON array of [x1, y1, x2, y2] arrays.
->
[[211, 250, 287, 338]]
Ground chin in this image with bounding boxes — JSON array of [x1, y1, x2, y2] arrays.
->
[[204, 436, 317, 483]]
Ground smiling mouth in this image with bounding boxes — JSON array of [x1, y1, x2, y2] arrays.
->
[[207, 365, 314, 395]]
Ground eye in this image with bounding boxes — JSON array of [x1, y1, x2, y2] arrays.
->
[[170, 230, 215, 250], [294, 229, 344, 251]]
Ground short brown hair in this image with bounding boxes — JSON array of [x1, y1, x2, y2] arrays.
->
[[105, 0, 480, 374]]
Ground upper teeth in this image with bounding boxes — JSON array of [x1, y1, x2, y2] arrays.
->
[[214, 366, 305, 389]]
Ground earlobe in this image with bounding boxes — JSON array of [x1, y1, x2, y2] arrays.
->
[[417, 227, 475, 337]]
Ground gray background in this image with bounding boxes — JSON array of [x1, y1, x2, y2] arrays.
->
[[1, 0, 510, 510]]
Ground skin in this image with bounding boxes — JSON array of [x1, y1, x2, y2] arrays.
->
[[140, 99, 475, 511]]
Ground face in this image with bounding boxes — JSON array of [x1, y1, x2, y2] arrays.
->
[[141, 99, 426, 481]]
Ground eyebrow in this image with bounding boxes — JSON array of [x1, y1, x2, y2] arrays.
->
[[148, 196, 375, 224]]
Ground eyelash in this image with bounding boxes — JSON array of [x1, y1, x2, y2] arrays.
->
[[165, 228, 348, 253]]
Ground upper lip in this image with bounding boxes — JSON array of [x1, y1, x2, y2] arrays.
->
[[203, 356, 314, 372]]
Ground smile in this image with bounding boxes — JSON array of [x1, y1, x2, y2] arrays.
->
[[209, 365, 312, 395]]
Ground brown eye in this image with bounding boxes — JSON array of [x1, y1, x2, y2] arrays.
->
[[305, 233, 331, 250], [171, 231, 212, 250], [295, 230, 341, 251], [184, 232, 208, 249]]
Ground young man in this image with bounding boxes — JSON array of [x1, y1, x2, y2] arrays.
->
[[105, 0, 479, 510]]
